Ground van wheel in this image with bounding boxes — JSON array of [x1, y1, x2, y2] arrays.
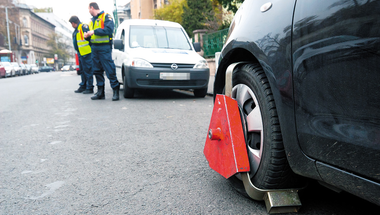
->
[[123, 75, 134, 98], [194, 88, 207, 97], [228, 63, 298, 194]]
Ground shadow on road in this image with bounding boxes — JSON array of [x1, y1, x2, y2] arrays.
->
[[121, 87, 211, 100], [298, 181, 379, 214]]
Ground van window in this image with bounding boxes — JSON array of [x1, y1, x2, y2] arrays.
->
[[129, 25, 191, 50]]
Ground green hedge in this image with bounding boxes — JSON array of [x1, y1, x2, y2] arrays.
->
[[202, 28, 228, 58]]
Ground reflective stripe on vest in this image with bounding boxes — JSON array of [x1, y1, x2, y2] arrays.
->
[[76, 24, 91, 55], [89, 13, 110, 44]]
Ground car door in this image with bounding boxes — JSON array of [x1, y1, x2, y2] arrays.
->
[[292, 0, 380, 182], [113, 28, 126, 82]]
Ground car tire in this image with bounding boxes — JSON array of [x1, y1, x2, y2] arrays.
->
[[194, 88, 208, 98], [227, 63, 299, 194], [123, 75, 134, 98]]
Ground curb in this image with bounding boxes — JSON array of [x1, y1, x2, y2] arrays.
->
[[207, 75, 215, 96]]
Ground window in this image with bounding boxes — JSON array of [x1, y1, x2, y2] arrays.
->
[[24, 35, 29, 45], [129, 25, 191, 50], [120, 30, 125, 51], [23, 17, 28, 27]]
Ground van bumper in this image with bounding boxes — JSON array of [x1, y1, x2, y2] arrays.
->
[[124, 66, 210, 90]]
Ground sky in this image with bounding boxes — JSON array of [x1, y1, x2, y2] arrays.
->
[[21, 0, 130, 24]]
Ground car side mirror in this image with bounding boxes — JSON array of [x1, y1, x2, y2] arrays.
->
[[193, 42, 201, 52], [113, 39, 124, 51]]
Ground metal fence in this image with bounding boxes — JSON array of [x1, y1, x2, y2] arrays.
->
[[202, 28, 228, 58]]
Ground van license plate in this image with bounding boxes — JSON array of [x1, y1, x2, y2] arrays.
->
[[160, 73, 190, 80]]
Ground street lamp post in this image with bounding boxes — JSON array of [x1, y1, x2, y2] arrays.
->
[[113, 0, 119, 34], [5, 7, 12, 51]]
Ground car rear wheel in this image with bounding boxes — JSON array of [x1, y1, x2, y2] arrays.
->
[[194, 88, 207, 97], [123, 75, 134, 98], [228, 63, 298, 194]]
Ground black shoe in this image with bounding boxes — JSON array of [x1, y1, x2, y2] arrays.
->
[[82, 89, 94, 94], [112, 85, 120, 101], [91, 86, 105, 100], [75, 87, 86, 93]]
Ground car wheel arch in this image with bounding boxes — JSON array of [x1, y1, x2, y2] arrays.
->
[[122, 63, 132, 83], [215, 46, 321, 181], [214, 47, 259, 96], [121, 64, 126, 84]]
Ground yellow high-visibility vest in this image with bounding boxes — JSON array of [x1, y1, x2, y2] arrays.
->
[[89, 13, 111, 44], [76, 24, 91, 56]]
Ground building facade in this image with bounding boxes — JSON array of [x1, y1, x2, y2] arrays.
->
[[1, 0, 75, 67], [0, 1, 56, 65], [36, 13, 75, 67], [117, 2, 131, 25], [17, 5, 55, 65], [130, 0, 169, 19], [0, 0, 22, 60]]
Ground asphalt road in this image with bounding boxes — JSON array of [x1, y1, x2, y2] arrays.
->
[[0, 71, 378, 214]]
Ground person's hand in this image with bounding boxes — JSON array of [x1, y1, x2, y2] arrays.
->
[[84, 30, 94, 38]]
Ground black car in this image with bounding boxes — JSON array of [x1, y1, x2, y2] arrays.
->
[[39, 66, 53, 72], [210, 0, 380, 206]]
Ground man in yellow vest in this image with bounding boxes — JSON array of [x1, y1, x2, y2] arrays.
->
[[84, 2, 120, 101], [69, 16, 94, 94]]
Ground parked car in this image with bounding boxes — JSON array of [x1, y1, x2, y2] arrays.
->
[[0, 62, 15, 77], [0, 64, 6, 78], [10, 62, 21, 76], [39, 66, 53, 72], [112, 19, 209, 98], [30, 64, 39, 74], [208, 0, 380, 207], [25, 64, 33, 74], [19, 63, 27, 75], [61, 65, 72, 72]]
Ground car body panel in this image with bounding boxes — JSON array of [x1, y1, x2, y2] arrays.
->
[[124, 65, 209, 90], [215, 0, 321, 181], [19, 63, 27, 75], [10, 62, 21, 76], [61, 65, 72, 71], [39, 66, 53, 72], [0, 62, 15, 77], [214, 0, 380, 205], [30, 64, 39, 73], [293, 0, 380, 183], [0, 65, 5, 77], [25, 64, 32, 74]]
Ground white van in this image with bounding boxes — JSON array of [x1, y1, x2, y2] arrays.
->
[[112, 19, 209, 98]]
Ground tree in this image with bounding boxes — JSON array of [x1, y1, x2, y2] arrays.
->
[[155, 0, 223, 34], [217, 0, 244, 13], [0, 0, 21, 51], [154, 0, 186, 24], [207, 0, 225, 31], [182, 0, 215, 37], [46, 33, 71, 64]]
